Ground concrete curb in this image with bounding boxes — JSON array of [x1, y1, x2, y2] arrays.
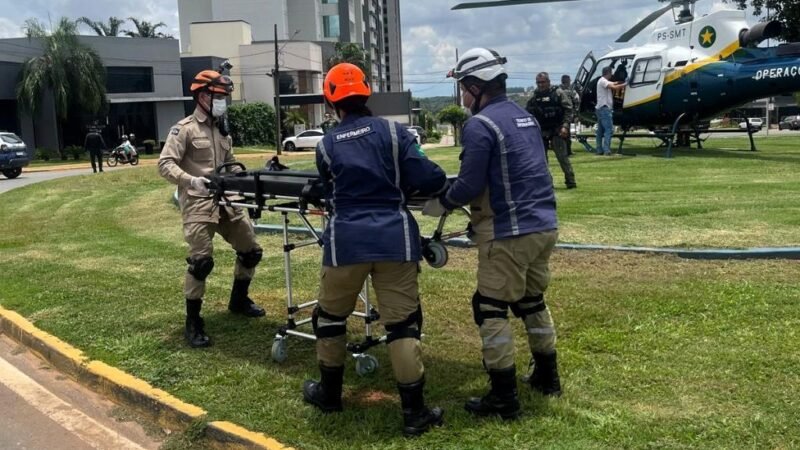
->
[[0, 305, 293, 450]]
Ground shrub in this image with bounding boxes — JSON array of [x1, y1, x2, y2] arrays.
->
[[65, 145, 84, 160], [35, 147, 54, 161], [228, 102, 277, 147]]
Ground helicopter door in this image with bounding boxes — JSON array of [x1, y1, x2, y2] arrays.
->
[[623, 55, 664, 112], [574, 52, 596, 113]]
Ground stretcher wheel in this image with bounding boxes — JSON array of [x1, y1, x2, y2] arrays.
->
[[423, 241, 448, 269], [271, 338, 288, 363], [355, 354, 378, 376]]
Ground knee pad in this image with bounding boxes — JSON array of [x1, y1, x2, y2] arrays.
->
[[311, 306, 348, 339], [472, 291, 510, 327], [509, 294, 546, 320], [236, 248, 263, 269], [186, 256, 214, 281], [384, 305, 422, 344]]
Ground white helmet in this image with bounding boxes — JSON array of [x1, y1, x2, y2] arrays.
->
[[448, 48, 508, 82]]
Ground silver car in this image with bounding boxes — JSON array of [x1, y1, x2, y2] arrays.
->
[[0, 132, 30, 179]]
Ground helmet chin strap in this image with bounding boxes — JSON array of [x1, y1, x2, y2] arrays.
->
[[197, 91, 216, 121]]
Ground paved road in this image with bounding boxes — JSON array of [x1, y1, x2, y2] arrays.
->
[[0, 335, 162, 450], [0, 167, 105, 195]]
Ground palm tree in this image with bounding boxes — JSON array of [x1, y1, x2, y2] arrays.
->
[[76, 16, 125, 36], [327, 42, 370, 76], [283, 109, 307, 129], [125, 18, 172, 38], [16, 18, 107, 154]]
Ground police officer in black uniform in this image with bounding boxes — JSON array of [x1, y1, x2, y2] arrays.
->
[[527, 72, 576, 189]]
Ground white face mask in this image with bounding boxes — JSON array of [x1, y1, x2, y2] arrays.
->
[[211, 98, 228, 118]]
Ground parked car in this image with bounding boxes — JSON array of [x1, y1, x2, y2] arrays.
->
[[0, 132, 31, 179], [409, 126, 427, 144], [282, 129, 324, 152], [406, 127, 420, 144], [738, 117, 763, 131], [778, 115, 800, 130]]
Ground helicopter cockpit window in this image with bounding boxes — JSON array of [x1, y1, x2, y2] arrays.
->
[[630, 57, 663, 87]]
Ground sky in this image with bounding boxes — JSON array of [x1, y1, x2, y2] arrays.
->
[[0, 0, 760, 97]]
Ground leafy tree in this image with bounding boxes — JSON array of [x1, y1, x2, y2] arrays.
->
[[125, 18, 172, 38], [327, 42, 370, 76], [16, 18, 106, 154], [227, 102, 276, 147], [77, 16, 125, 36], [437, 105, 469, 146]]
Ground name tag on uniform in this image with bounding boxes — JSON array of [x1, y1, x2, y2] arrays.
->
[[335, 126, 373, 142], [515, 117, 537, 128]]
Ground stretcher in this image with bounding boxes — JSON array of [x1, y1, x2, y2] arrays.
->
[[209, 162, 470, 375]]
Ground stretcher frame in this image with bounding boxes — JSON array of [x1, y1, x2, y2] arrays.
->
[[210, 164, 470, 375]]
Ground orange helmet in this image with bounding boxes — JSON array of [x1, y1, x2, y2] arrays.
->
[[323, 63, 371, 104], [190, 70, 234, 95]]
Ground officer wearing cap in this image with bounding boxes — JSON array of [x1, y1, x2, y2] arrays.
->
[[302, 63, 447, 437], [158, 70, 266, 348], [424, 48, 563, 420]]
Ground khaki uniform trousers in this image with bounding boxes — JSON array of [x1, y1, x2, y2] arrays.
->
[[316, 262, 423, 384], [475, 230, 558, 370], [183, 209, 261, 300]]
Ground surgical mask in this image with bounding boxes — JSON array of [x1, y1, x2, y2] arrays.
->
[[211, 98, 228, 118]]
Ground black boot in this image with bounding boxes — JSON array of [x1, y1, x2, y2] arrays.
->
[[228, 279, 265, 317], [398, 378, 444, 437], [184, 299, 211, 348], [464, 366, 521, 420], [527, 351, 562, 397], [303, 364, 344, 413]]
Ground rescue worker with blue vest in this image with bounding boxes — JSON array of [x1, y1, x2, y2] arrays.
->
[[527, 72, 577, 189], [424, 48, 563, 420], [302, 63, 447, 437], [159, 70, 265, 349]]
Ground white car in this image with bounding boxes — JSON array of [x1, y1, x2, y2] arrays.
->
[[738, 118, 763, 131], [406, 127, 420, 143], [282, 129, 324, 152]]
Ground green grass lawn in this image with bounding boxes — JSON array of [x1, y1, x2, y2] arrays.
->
[[1, 137, 799, 449]]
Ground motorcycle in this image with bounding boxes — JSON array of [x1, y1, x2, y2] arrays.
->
[[106, 145, 139, 167]]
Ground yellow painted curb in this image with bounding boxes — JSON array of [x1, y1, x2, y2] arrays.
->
[[207, 422, 295, 450], [0, 305, 293, 449]]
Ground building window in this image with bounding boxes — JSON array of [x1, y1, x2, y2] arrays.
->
[[323, 15, 340, 38], [321, 0, 337, 3], [106, 67, 154, 94], [630, 57, 662, 86]]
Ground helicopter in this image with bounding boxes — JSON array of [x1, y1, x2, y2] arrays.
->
[[452, 0, 800, 153]]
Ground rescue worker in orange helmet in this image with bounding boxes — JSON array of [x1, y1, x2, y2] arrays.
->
[[158, 69, 266, 348], [302, 63, 448, 437]]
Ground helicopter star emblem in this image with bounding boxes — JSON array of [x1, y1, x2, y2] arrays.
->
[[699, 26, 717, 48]]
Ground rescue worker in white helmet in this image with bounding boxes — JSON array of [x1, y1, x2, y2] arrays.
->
[[158, 70, 266, 348], [302, 63, 448, 436], [423, 48, 563, 419]]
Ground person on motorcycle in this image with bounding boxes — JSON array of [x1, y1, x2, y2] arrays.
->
[[118, 135, 137, 163]]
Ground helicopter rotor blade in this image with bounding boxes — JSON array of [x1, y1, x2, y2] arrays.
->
[[452, 0, 580, 10], [615, 3, 674, 43]]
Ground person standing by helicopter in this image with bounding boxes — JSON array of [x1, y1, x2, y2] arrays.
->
[[559, 75, 580, 157], [596, 66, 626, 156], [527, 72, 576, 189]]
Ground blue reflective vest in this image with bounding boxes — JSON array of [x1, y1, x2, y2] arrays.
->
[[440, 96, 557, 241], [316, 114, 448, 267]]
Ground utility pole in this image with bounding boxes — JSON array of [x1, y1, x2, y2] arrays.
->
[[273, 24, 282, 155]]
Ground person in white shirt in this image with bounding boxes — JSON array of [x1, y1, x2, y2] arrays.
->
[[595, 66, 626, 155]]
